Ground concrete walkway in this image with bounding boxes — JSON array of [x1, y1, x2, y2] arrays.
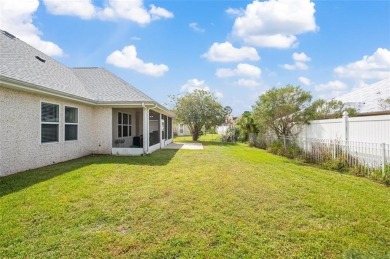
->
[[163, 142, 204, 150]]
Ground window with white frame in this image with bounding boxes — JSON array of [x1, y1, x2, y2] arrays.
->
[[179, 124, 184, 134], [41, 102, 59, 143], [65, 106, 78, 141], [118, 112, 132, 138]]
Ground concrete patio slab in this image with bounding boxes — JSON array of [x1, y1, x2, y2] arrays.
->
[[163, 142, 204, 150]]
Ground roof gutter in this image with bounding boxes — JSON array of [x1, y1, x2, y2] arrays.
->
[[1, 75, 175, 118], [0, 76, 169, 110], [0, 76, 95, 105]]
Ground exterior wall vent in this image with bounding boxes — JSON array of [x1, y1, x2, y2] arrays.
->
[[2, 30, 16, 40], [35, 56, 46, 63]]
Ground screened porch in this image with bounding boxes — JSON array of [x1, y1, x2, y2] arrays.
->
[[111, 107, 173, 155]]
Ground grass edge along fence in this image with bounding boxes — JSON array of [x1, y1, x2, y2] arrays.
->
[[249, 133, 390, 185]]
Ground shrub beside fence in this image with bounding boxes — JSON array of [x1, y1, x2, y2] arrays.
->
[[249, 133, 390, 184]]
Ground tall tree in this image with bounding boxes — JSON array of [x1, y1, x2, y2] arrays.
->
[[235, 111, 258, 141], [173, 90, 226, 141], [307, 99, 356, 119], [224, 106, 233, 115], [252, 85, 312, 138]]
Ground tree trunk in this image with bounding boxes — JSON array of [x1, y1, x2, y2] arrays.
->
[[192, 130, 199, 141], [192, 126, 199, 141]]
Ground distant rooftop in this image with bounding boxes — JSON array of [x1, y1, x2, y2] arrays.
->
[[333, 78, 390, 113]]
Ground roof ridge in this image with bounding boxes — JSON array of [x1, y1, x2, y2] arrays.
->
[[98, 68, 159, 103], [72, 67, 100, 69]]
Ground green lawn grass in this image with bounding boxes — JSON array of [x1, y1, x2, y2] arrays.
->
[[1, 135, 389, 258]]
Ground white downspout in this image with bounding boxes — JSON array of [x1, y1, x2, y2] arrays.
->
[[142, 103, 158, 154], [142, 103, 148, 154], [160, 113, 163, 148]]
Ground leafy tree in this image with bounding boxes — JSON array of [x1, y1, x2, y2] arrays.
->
[[307, 99, 356, 119], [205, 106, 232, 132], [224, 106, 233, 115], [173, 90, 226, 141], [252, 85, 312, 138], [235, 111, 258, 142]]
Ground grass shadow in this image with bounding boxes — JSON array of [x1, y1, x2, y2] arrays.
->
[[173, 135, 237, 147], [0, 149, 178, 198], [201, 141, 237, 147]]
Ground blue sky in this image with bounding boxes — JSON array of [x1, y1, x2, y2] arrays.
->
[[1, 0, 389, 115]]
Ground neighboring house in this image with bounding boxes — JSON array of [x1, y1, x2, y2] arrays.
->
[[216, 114, 237, 135], [0, 30, 174, 176], [334, 78, 390, 114], [173, 121, 191, 136]]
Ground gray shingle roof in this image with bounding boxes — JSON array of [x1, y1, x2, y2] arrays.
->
[[72, 68, 154, 103], [0, 30, 91, 99], [334, 78, 390, 113], [0, 30, 154, 104]]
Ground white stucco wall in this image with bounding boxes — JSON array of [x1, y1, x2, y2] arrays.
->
[[92, 106, 112, 154], [0, 87, 112, 176]]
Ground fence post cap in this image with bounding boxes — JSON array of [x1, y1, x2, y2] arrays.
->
[[342, 111, 349, 117]]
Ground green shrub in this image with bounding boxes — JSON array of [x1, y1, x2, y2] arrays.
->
[[322, 157, 348, 172], [255, 134, 268, 149], [249, 134, 389, 185], [286, 144, 303, 159], [220, 126, 238, 143], [248, 133, 267, 149], [266, 141, 283, 154], [237, 131, 247, 142], [348, 166, 367, 177], [367, 165, 390, 186], [266, 140, 303, 159]]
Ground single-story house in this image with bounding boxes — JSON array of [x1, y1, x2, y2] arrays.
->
[[0, 30, 174, 176], [173, 122, 191, 136]]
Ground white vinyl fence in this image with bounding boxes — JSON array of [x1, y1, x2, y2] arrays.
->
[[258, 134, 390, 176], [216, 125, 230, 135], [255, 113, 390, 175], [301, 138, 388, 175], [296, 113, 390, 144]]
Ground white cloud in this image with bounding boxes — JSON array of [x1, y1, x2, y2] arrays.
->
[[203, 41, 260, 62], [282, 52, 311, 70], [189, 22, 205, 32], [180, 79, 223, 99], [43, 0, 96, 19], [131, 36, 141, 41], [334, 48, 390, 80], [106, 45, 168, 77], [232, 0, 317, 48], [315, 80, 348, 99], [244, 34, 298, 49], [298, 76, 311, 86], [149, 4, 174, 20], [0, 0, 63, 56], [180, 79, 209, 93], [293, 52, 311, 62], [42, 0, 173, 25], [225, 7, 244, 16], [216, 63, 261, 78], [283, 62, 308, 70], [315, 80, 347, 91], [236, 78, 262, 90], [214, 90, 224, 99]]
